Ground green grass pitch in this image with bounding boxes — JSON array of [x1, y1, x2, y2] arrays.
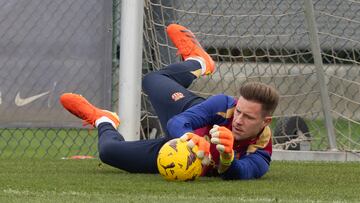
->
[[1, 159, 359, 202]]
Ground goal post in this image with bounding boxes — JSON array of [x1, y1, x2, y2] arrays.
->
[[118, 0, 144, 141], [303, 0, 337, 150]]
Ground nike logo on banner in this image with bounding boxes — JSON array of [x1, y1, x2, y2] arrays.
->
[[15, 91, 50, 106]]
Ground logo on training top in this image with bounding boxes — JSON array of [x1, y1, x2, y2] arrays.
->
[[171, 92, 184, 101]]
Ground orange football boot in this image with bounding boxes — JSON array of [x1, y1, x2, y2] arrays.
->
[[60, 93, 120, 128], [166, 23, 215, 76]]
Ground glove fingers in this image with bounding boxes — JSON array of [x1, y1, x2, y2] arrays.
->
[[211, 135, 232, 145], [219, 139, 233, 148], [179, 134, 189, 142], [210, 126, 234, 152], [217, 132, 233, 139], [179, 132, 195, 142], [198, 139, 210, 154], [180, 133, 211, 164], [209, 125, 219, 135], [216, 144, 226, 153], [196, 150, 204, 159], [210, 126, 232, 138], [210, 137, 220, 145], [180, 133, 199, 148], [187, 139, 196, 148], [201, 154, 211, 166], [216, 143, 233, 153], [188, 135, 200, 147]]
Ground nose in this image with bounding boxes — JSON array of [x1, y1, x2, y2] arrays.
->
[[234, 113, 244, 125]]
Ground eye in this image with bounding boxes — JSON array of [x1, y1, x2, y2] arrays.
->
[[245, 114, 256, 120], [246, 115, 255, 120]]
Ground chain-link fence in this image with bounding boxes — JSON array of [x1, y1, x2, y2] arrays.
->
[[0, 0, 113, 158], [1, 0, 359, 158]]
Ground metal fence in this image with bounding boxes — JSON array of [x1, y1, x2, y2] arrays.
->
[[0, 0, 113, 158], [0, 0, 359, 158]]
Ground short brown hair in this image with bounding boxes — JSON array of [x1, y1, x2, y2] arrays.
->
[[239, 82, 279, 116]]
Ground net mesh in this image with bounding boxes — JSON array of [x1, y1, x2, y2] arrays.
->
[[140, 0, 360, 151], [1, 0, 360, 158]]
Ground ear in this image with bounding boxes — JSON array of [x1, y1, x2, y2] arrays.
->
[[263, 116, 272, 127]]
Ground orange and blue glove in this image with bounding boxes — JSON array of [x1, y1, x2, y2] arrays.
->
[[180, 132, 211, 166], [210, 125, 234, 166]]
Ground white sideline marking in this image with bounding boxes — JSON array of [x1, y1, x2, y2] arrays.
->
[[3, 188, 89, 197]]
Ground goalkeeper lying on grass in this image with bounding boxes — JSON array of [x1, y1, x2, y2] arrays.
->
[[60, 23, 279, 180]]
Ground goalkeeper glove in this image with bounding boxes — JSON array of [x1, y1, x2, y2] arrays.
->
[[210, 125, 234, 166], [180, 132, 211, 166]]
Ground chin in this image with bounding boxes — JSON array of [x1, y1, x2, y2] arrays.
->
[[233, 133, 243, 141], [234, 137, 242, 142]]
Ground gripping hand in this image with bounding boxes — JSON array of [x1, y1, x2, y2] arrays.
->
[[180, 132, 211, 166], [210, 125, 234, 166]]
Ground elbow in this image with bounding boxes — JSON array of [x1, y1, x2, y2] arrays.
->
[[166, 117, 180, 139], [166, 116, 192, 138]]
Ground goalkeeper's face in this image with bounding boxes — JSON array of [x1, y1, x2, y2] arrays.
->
[[232, 97, 272, 141]]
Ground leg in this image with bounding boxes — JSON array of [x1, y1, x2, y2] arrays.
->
[[60, 94, 167, 173], [142, 60, 205, 134], [142, 23, 216, 134], [97, 123, 169, 173], [99, 61, 202, 172]]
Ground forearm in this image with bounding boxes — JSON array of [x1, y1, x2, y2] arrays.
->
[[167, 94, 235, 138], [219, 150, 271, 180]]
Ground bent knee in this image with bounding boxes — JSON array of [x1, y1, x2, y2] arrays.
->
[[142, 72, 164, 93]]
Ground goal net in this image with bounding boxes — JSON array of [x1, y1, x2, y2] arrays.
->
[[139, 0, 360, 153], [1, 0, 358, 159]]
